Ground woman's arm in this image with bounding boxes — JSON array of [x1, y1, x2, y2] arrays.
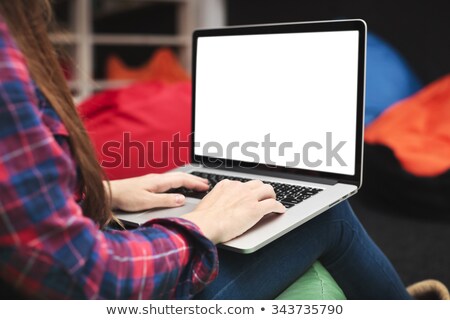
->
[[0, 20, 217, 299]]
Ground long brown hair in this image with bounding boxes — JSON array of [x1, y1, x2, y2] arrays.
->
[[0, 0, 112, 227]]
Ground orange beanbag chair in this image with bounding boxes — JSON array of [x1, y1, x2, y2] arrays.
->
[[106, 48, 190, 84], [362, 75, 450, 216], [365, 75, 450, 177]]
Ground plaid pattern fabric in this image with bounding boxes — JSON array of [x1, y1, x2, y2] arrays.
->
[[0, 18, 218, 299]]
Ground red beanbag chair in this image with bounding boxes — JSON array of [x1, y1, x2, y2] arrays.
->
[[79, 48, 192, 180], [79, 81, 192, 180]]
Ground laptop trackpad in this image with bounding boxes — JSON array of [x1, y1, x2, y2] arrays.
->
[[125, 201, 198, 225]]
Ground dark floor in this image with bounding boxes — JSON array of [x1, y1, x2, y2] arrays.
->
[[349, 192, 450, 289]]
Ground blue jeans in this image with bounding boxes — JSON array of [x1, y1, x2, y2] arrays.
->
[[194, 201, 411, 299]]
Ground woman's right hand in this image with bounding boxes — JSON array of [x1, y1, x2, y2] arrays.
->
[[181, 179, 286, 244]]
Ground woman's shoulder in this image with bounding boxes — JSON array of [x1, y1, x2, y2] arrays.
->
[[0, 14, 22, 57], [0, 14, 68, 137], [0, 17, 34, 88], [0, 13, 8, 32]]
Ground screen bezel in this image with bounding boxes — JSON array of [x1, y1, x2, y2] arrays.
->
[[191, 20, 366, 187]]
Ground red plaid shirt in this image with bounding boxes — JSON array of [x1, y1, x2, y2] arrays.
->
[[0, 17, 218, 299]]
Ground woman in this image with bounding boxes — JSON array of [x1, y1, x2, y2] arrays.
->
[[0, 0, 412, 299]]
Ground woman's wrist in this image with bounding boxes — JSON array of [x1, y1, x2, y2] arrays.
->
[[181, 211, 221, 245], [103, 180, 117, 209]]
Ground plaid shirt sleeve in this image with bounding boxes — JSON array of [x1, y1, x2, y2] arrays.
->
[[0, 18, 218, 299]]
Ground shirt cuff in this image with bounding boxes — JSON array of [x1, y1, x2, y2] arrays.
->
[[142, 217, 219, 298]]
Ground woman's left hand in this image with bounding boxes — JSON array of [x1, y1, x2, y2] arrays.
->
[[106, 172, 210, 212]]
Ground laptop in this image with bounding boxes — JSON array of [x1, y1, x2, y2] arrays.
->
[[116, 19, 367, 253]]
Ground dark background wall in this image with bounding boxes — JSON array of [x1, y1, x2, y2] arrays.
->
[[227, 0, 450, 85]]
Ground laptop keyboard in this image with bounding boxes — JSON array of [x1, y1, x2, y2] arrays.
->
[[168, 171, 323, 209]]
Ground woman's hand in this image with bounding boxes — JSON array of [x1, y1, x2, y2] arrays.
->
[[182, 179, 286, 244], [106, 172, 210, 212]]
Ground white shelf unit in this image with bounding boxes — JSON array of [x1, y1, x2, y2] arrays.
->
[[50, 0, 201, 102]]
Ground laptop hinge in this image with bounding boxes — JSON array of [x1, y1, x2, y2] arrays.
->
[[202, 165, 338, 186]]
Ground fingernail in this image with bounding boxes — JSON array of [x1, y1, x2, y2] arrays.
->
[[175, 194, 185, 204]]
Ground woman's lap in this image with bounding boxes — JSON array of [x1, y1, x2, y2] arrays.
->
[[194, 201, 410, 300]]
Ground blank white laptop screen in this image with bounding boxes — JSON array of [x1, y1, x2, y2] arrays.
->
[[194, 30, 359, 175]]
